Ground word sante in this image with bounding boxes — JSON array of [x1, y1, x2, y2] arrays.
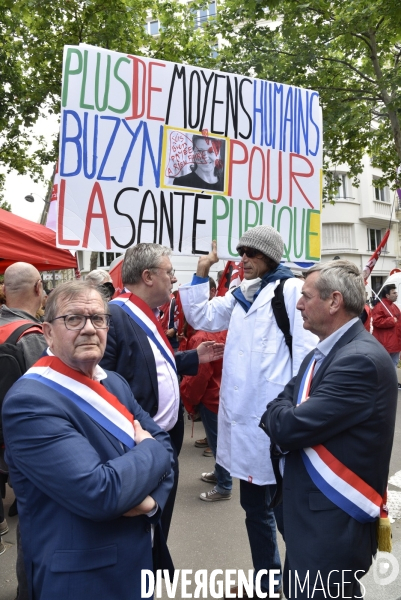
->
[[141, 569, 280, 598]]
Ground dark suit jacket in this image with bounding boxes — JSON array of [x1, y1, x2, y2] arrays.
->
[[101, 303, 199, 417], [3, 370, 174, 600], [260, 321, 397, 598]]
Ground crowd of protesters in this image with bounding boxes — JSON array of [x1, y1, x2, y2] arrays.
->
[[0, 227, 398, 600]]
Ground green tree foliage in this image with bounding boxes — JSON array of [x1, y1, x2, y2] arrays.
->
[[0, 0, 217, 179], [0, 200, 12, 212], [216, 0, 401, 191], [0, 174, 11, 211]]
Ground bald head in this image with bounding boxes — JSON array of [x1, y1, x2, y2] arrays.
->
[[4, 262, 43, 317]]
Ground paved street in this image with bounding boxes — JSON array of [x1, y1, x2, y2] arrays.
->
[[1, 400, 401, 599]]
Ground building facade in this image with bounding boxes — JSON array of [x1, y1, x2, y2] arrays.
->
[[321, 155, 399, 296]]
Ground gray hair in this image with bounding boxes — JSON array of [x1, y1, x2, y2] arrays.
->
[[122, 243, 172, 285], [302, 260, 365, 316], [44, 281, 109, 323], [85, 269, 112, 285]]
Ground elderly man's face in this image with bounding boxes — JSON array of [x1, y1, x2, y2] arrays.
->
[[296, 271, 332, 340], [43, 289, 108, 376]]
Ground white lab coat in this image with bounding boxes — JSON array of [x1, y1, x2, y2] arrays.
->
[[179, 277, 317, 485]]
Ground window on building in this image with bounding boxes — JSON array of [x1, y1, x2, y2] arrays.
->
[[322, 224, 353, 250], [190, 1, 217, 28], [98, 252, 122, 268], [367, 228, 386, 252], [211, 44, 218, 59], [371, 275, 386, 296], [373, 177, 387, 202], [149, 20, 159, 35], [324, 172, 349, 201], [333, 173, 347, 199], [199, 8, 208, 23]]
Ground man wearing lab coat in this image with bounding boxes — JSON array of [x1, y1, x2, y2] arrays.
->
[[179, 225, 317, 598]]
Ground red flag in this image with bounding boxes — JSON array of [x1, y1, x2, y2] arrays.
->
[[108, 255, 124, 297], [158, 298, 171, 331], [362, 229, 390, 283], [45, 161, 59, 232], [217, 261, 244, 296]]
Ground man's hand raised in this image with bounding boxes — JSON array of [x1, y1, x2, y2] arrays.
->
[[197, 341, 225, 364], [196, 240, 219, 278]]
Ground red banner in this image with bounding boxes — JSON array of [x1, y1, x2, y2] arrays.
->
[[217, 261, 244, 296], [362, 229, 390, 283]]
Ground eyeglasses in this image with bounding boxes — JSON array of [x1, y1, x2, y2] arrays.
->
[[237, 247, 261, 258], [50, 314, 111, 330]]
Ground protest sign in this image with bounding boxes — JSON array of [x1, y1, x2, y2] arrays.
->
[[57, 43, 322, 262]]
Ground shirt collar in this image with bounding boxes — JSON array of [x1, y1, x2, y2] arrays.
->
[[46, 348, 108, 381], [316, 317, 359, 359]]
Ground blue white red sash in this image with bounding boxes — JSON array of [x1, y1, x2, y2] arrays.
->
[[296, 357, 381, 523], [23, 356, 136, 448], [297, 357, 315, 404], [110, 293, 177, 374]]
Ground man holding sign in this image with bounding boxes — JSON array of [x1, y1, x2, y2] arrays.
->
[[179, 225, 317, 597], [3, 281, 174, 600]]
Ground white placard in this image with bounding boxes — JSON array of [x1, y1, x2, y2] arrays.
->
[[57, 44, 323, 262]]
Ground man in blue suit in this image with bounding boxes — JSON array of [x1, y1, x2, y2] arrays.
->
[[3, 281, 174, 600], [260, 260, 397, 599], [101, 243, 224, 538]]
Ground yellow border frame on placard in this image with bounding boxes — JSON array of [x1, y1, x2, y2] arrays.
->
[[161, 126, 230, 196]]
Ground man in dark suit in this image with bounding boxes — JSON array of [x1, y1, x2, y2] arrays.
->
[[260, 260, 397, 599], [3, 281, 174, 600], [101, 243, 224, 538]]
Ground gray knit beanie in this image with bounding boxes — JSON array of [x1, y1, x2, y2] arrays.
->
[[237, 225, 284, 264]]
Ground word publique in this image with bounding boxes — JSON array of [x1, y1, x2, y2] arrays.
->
[[57, 44, 322, 263]]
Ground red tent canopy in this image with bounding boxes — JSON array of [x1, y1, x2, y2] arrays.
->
[[0, 208, 77, 274]]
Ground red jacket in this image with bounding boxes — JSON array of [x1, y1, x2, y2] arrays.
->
[[180, 330, 227, 414], [372, 298, 401, 353]]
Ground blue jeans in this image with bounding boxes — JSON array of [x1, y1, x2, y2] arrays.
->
[[199, 404, 232, 494], [240, 479, 283, 592], [389, 352, 400, 369]]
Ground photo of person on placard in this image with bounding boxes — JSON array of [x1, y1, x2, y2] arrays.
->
[[173, 134, 225, 192]]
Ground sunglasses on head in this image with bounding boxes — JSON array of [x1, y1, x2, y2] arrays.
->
[[237, 247, 260, 258]]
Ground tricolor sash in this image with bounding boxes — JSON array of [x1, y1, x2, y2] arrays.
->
[[110, 293, 177, 374], [296, 357, 381, 523], [23, 356, 136, 448]]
